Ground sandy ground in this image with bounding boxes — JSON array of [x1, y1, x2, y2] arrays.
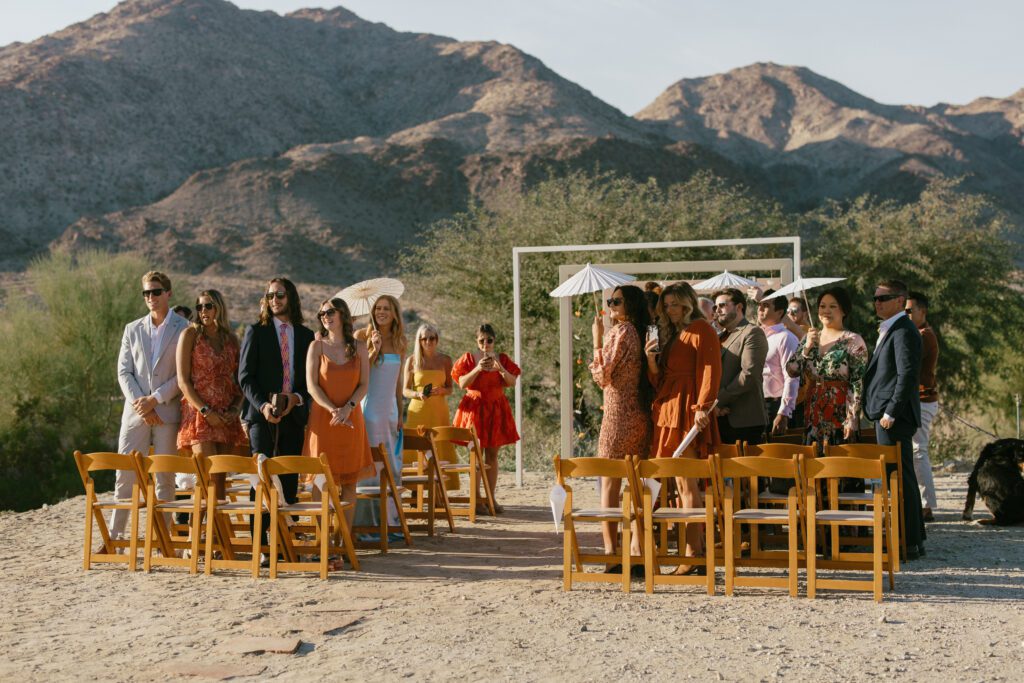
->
[[1, 471, 1022, 682]]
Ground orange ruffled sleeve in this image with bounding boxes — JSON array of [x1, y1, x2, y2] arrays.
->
[[451, 352, 475, 384], [498, 353, 521, 377], [693, 320, 722, 412]]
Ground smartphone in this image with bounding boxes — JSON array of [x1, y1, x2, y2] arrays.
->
[[646, 324, 660, 351], [421, 383, 433, 399]]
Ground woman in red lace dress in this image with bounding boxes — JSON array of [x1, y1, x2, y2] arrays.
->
[[452, 323, 521, 513], [176, 289, 248, 500]]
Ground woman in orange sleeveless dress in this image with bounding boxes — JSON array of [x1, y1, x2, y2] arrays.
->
[[451, 323, 521, 513], [304, 297, 375, 543], [644, 282, 721, 572], [176, 289, 248, 501]]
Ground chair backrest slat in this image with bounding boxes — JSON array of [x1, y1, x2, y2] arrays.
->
[[205, 454, 258, 476], [557, 456, 633, 480], [718, 455, 800, 479], [804, 455, 884, 481], [824, 443, 898, 465], [262, 455, 322, 477], [636, 457, 712, 480], [143, 454, 199, 475], [744, 443, 817, 459]]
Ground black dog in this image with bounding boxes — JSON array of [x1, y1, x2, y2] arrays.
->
[[962, 438, 1024, 525]]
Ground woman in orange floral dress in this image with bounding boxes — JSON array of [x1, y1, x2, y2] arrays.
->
[[176, 289, 248, 501], [451, 323, 521, 514], [590, 285, 652, 564], [644, 282, 721, 573]]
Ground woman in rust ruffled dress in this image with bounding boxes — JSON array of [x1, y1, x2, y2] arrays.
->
[[590, 285, 652, 564], [451, 323, 521, 514], [176, 289, 248, 501], [644, 282, 721, 572]]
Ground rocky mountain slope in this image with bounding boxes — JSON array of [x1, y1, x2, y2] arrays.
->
[[3, 2, 1022, 280], [635, 63, 1024, 212]]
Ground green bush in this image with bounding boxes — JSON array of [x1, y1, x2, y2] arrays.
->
[[401, 172, 1023, 469], [0, 251, 190, 511]]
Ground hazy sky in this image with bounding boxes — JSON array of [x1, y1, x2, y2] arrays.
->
[[3, 0, 1022, 114]]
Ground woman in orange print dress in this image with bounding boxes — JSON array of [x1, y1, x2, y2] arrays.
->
[[644, 282, 722, 573], [303, 298, 375, 545], [451, 323, 521, 514], [590, 285, 652, 565], [176, 289, 248, 501]]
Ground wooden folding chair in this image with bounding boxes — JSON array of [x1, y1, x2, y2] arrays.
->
[[400, 428, 456, 535], [139, 454, 204, 574], [74, 451, 149, 571], [822, 443, 903, 573], [636, 456, 716, 595], [198, 454, 263, 578], [430, 426, 496, 522], [804, 455, 894, 602], [555, 455, 640, 593], [741, 443, 816, 558], [354, 444, 414, 552], [715, 454, 802, 597], [263, 455, 360, 579]]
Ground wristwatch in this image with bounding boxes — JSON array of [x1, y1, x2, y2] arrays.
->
[[200, 405, 211, 417]]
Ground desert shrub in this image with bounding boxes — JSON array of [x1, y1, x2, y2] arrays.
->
[[402, 172, 1023, 470], [0, 251, 190, 510]]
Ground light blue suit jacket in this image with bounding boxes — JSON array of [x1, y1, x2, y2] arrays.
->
[[117, 312, 189, 427]]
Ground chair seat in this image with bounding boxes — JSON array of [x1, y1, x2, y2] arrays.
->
[[759, 491, 789, 501], [278, 501, 349, 513], [573, 508, 631, 520], [816, 509, 874, 522], [838, 492, 873, 502], [356, 486, 410, 496], [733, 508, 790, 521], [225, 484, 252, 495], [155, 499, 204, 510], [652, 507, 711, 520], [402, 475, 430, 485], [212, 501, 264, 512]]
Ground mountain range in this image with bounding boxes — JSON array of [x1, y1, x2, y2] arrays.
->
[[2, 0, 1021, 279]]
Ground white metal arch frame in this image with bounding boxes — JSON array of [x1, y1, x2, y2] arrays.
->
[[511, 237, 802, 486]]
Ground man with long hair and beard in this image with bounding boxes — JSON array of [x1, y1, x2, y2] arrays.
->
[[238, 277, 315, 562]]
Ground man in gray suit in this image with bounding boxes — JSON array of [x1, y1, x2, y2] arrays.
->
[[713, 288, 769, 446], [109, 270, 189, 539]]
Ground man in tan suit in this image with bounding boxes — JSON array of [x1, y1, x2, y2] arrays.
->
[[713, 288, 768, 446], [110, 270, 189, 539]]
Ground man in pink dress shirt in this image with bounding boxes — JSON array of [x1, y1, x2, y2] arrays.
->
[[757, 291, 800, 437]]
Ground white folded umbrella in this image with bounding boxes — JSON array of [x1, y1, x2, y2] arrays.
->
[[691, 270, 761, 292], [336, 277, 405, 317], [549, 263, 636, 314]]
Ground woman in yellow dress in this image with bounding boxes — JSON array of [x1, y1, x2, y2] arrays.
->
[[403, 323, 458, 489]]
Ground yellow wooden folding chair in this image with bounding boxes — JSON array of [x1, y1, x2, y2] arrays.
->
[[139, 454, 204, 574], [430, 426, 496, 522], [555, 455, 640, 593], [198, 454, 263, 578], [74, 451, 146, 571], [636, 455, 716, 595]]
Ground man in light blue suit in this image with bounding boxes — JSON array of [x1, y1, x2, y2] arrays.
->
[[109, 270, 189, 539]]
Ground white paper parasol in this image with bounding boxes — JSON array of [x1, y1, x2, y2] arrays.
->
[[760, 276, 846, 327], [691, 270, 761, 292], [549, 263, 636, 313], [336, 277, 405, 317]]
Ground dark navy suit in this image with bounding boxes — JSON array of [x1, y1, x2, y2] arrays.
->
[[863, 313, 926, 549]]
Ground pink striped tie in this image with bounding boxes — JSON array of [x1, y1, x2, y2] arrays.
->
[[279, 323, 292, 393]]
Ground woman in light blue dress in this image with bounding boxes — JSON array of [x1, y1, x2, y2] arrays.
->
[[353, 294, 407, 536]]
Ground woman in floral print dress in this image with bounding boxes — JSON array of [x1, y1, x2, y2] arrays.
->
[[786, 287, 868, 448], [590, 285, 652, 563]]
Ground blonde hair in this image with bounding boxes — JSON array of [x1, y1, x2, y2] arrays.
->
[[141, 270, 171, 290], [657, 282, 701, 370], [366, 294, 407, 361], [413, 323, 440, 370]]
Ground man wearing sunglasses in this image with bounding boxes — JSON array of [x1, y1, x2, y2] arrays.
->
[[863, 279, 926, 558], [111, 271, 189, 541], [238, 277, 314, 556]]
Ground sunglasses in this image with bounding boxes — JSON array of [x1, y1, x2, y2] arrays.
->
[[478, 337, 495, 344], [420, 336, 438, 342], [787, 307, 801, 314], [142, 288, 165, 298], [605, 297, 623, 307], [873, 294, 900, 302], [713, 302, 731, 309], [318, 309, 337, 320], [196, 302, 216, 312], [265, 291, 287, 300]]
